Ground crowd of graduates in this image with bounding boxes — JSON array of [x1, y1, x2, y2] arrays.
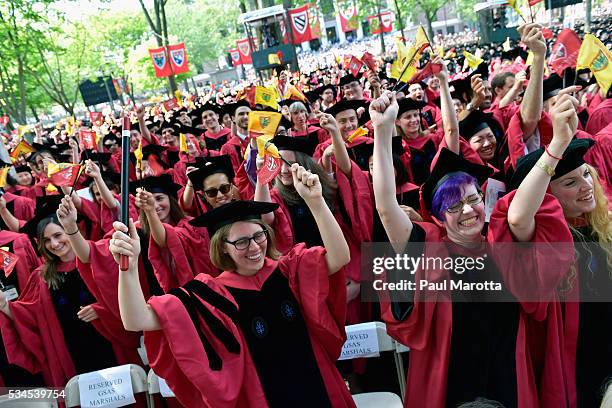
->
[[0, 18, 611, 408]]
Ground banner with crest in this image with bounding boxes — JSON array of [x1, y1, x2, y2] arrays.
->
[[337, 0, 359, 32], [168, 43, 190, 74], [236, 38, 253, 64], [229, 48, 243, 66], [148, 47, 172, 78], [288, 4, 313, 44], [307, 3, 321, 39], [368, 11, 393, 34]]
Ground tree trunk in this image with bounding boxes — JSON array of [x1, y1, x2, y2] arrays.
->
[[393, 0, 406, 42], [376, 0, 385, 53], [424, 13, 435, 42], [29, 105, 40, 123], [160, 0, 177, 94], [17, 58, 27, 123]]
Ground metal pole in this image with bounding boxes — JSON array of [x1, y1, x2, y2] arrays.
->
[[119, 115, 131, 271], [283, 0, 300, 73], [103, 76, 115, 115], [585, 0, 592, 33]]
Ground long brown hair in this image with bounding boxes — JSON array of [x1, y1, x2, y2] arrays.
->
[[36, 216, 67, 290], [139, 194, 185, 236], [274, 151, 337, 212]]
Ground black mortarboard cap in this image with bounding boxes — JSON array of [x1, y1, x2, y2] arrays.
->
[[82, 151, 112, 164], [397, 98, 427, 116], [272, 135, 317, 156], [304, 90, 321, 104], [339, 74, 361, 87], [14, 165, 31, 173], [449, 78, 471, 103], [187, 155, 235, 190], [20, 195, 64, 238], [316, 83, 337, 98], [223, 100, 251, 118], [324, 99, 369, 118], [189, 200, 279, 236], [130, 173, 180, 197], [508, 138, 595, 191], [459, 110, 494, 140], [421, 148, 493, 211], [543, 74, 563, 101], [201, 102, 222, 116]]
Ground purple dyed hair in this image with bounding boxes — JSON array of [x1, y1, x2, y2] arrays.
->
[[431, 172, 480, 221]]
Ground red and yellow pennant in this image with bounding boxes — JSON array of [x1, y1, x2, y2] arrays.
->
[[47, 163, 81, 187], [346, 127, 368, 143], [10, 140, 34, 161]]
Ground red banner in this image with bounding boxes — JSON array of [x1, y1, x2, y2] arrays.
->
[[348, 56, 364, 77], [229, 48, 242, 66], [237, 39, 253, 64], [49, 163, 81, 187], [279, 17, 290, 44], [368, 11, 393, 34], [308, 3, 321, 39], [549, 29, 582, 75], [0, 248, 18, 277], [289, 4, 313, 44], [149, 47, 172, 78], [338, 0, 358, 32], [0, 116, 9, 126], [163, 98, 179, 112], [80, 129, 97, 151], [168, 43, 190, 75], [89, 112, 102, 124], [257, 155, 282, 185]]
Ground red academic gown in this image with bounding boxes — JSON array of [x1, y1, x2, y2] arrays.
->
[[3, 192, 35, 230], [147, 218, 219, 293], [220, 135, 249, 174], [0, 261, 127, 388], [144, 245, 355, 408], [585, 97, 612, 136], [380, 191, 574, 408], [203, 127, 231, 152]]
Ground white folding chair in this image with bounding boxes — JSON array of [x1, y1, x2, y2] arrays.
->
[[63, 364, 148, 408], [394, 341, 410, 400], [341, 321, 404, 408], [0, 389, 58, 407], [147, 369, 177, 408]]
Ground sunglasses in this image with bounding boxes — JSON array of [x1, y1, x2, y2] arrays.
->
[[203, 183, 232, 198]]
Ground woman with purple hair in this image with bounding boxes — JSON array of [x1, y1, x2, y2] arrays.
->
[[370, 89, 574, 407]]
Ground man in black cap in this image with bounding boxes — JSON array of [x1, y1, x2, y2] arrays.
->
[[318, 84, 337, 111], [201, 103, 231, 152], [220, 100, 251, 172]]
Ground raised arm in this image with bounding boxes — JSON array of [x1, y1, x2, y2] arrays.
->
[[181, 166, 198, 211], [136, 105, 153, 144], [507, 93, 578, 241], [518, 23, 547, 139], [56, 195, 90, 263], [292, 163, 350, 275], [318, 113, 352, 176], [371, 91, 413, 253], [434, 58, 460, 154], [0, 197, 20, 232], [85, 160, 117, 210], [135, 188, 167, 248], [254, 153, 275, 225], [499, 71, 526, 108], [458, 74, 486, 122], [110, 219, 161, 331]]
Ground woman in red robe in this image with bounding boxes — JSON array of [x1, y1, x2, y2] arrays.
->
[[507, 93, 612, 407], [0, 198, 119, 388], [109, 166, 355, 407], [371, 90, 574, 407]]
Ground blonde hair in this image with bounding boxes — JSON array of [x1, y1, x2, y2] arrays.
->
[[560, 164, 612, 295], [209, 220, 280, 271]]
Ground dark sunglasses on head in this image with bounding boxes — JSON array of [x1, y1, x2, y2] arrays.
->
[[203, 183, 232, 198]]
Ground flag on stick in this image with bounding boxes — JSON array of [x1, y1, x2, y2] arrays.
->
[[47, 163, 81, 187], [0, 248, 18, 277], [577, 33, 612, 94]]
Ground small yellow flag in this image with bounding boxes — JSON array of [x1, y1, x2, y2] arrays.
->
[[346, 127, 369, 143], [283, 85, 307, 102], [174, 90, 183, 107], [268, 53, 281, 65], [10, 140, 34, 160], [525, 51, 534, 66], [415, 26, 430, 54], [255, 86, 279, 110], [134, 140, 143, 171], [255, 135, 280, 158], [46, 183, 58, 193], [577, 33, 612, 94], [463, 50, 484, 70], [0, 167, 9, 188], [179, 133, 188, 153], [507, 0, 524, 19], [248, 111, 282, 138]]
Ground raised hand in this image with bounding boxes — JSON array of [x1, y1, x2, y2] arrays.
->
[[291, 163, 322, 203], [109, 219, 141, 270], [470, 74, 486, 108], [317, 112, 339, 133], [56, 195, 78, 233], [84, 160, 101, 180], [550, 93, 579, 150], [369, 90, 398, 129], [135, 188, 156, 214], [518, 23, 546, 56]]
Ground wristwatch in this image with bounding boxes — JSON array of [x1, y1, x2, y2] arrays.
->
[[466, 102, 474, 112]]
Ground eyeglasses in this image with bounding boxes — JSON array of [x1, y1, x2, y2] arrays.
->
[[446, 193, 483, 214], [204, 183, 232, 198], [224, 230, 268, 250]]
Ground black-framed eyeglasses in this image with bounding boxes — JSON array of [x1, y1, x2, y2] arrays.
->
[[224, 229, 268, 250], [204, 183, 232, 198], [446, 193, 484, 214]]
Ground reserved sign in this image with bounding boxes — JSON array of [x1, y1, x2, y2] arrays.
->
[[338, 322, 380, 360], [78, 364, 136, 408]]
